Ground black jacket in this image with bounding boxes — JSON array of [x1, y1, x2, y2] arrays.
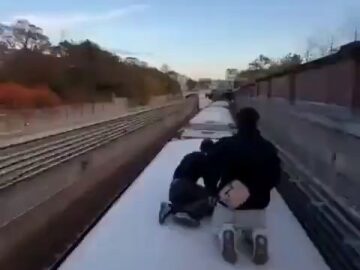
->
[[173, 151, 207, 183], [205, 129, 281, 209]]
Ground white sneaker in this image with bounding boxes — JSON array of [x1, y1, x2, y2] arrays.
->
[[159, 202, 172, 225], [252, 232, 268, 265], [219, 224, 237, 264]]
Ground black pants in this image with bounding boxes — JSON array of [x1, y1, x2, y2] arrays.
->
[[236, 193, 270, 210], [169, 178, 213, 220]]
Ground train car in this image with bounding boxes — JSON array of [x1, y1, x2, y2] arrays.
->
[[209, 100, 230, 109], [59, 104, 330, 270], [59, 140, 329, 270], [180, 102, 235, 139]]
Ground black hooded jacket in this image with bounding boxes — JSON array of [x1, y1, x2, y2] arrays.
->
[[204, 129, 281, 209], [173, 151, 207, 183]]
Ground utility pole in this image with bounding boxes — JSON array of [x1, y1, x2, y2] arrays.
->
[[330, 36, 334, 53], [60, 29, 67, 42], [355, 28, 358, 41]]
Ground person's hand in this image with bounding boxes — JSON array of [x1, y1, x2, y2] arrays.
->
[[208, 196, 218, 207]]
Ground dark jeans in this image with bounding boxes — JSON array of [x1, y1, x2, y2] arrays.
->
[[169, 178, 213, 220]]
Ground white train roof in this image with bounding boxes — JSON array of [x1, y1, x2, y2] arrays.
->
[[210, 101, 230, 108], [190, 107, 234, 126], [60, 139, 329, 270], [180, 128, 233, 139]]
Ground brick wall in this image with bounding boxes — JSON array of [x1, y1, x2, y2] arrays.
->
[[258, 80, 268, 97], [239, 42, 360, 110], [295, 60, 354, 106], [272, 75, 290, 99]]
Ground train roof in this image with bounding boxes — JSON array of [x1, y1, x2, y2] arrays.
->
[[60, 139, 329, 270], [190, 107, 233, 126]]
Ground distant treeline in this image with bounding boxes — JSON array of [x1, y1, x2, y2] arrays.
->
[[0, 40, 181, 108]]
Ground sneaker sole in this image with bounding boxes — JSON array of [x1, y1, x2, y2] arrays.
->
[[222, 230, 237, 264], [172, 215, 200, 228], [253, 235, 268, 265], [159, 202, 169, 225]]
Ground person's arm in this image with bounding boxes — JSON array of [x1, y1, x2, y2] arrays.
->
[[203, 138, 229, 196], [265, 145, 282, 190], [203, 166, 220, 196]]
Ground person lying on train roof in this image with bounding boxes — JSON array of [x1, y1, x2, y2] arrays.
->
[[205, 107, 282, 265], [158, 138, 218, 227]]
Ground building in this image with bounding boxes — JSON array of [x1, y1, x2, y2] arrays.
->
[[210, 80, 232, 90], [225, 68, 238, 81], [198, 78, 212, 89], [233, 73, 250, 88]]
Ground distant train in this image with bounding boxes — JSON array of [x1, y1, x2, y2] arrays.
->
[[206, 88, 234, 102], [178, 100, 236, 140]]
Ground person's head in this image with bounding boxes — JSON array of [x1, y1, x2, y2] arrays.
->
[[235, 107, 260, 131], [200, 138, 214, 154]]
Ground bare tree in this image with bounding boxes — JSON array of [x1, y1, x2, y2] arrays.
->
[[0, 20, 50, 51], [304, 37, 318, 62], [12, 26, 50, 50], [279, 53, 303, 67], [304, 34, 340, 61], [248, 54, 273, 70], [318, 44, 329, 57], [160, 64, 170, 73], [0, 42, 8, 56]]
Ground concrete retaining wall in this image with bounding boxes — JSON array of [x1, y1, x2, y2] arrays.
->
[[148, 95, 169, 106], [0, 96, 198, 270], [0, 98, 129, 137]]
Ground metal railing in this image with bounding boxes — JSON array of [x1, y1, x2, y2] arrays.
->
[[0, 102, 183, 190]]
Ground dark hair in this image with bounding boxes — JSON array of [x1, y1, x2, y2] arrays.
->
[[200, 138, 214, 153], [235, 107, 260, 130]]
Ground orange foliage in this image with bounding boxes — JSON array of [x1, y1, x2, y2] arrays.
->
[[0, 41, 181, 106], [0, 83, 62, 109]]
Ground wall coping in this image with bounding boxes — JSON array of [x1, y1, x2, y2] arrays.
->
[[255, 41, 360, 82]]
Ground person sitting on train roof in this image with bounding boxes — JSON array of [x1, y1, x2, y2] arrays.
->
[[205, 107, 281, 265], [158, 138, 217, 227]]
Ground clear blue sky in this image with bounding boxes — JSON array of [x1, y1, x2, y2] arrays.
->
[[1, 0, 360, 79]]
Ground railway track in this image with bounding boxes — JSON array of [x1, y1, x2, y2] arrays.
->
[[0, 102, 182, 190]]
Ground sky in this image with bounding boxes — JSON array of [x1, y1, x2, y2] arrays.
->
[[1, 0, 360, 79]]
